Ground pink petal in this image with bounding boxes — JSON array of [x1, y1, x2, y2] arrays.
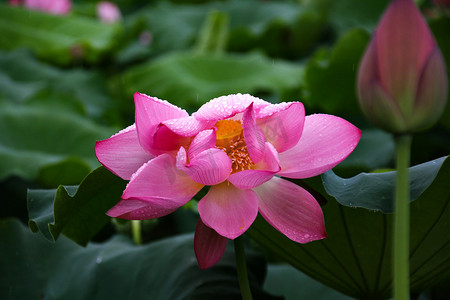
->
[[177, 147, 232, 186], [242, 103, 265, 164], [152, 124, 191, 154], [256, 102, 305, 153], [95, 124, 153, 180], [358, 36, 379, 92], [194, 218, 228, 269], [107, 199, 177, 220], [278, 114, 361, 179], [122, 154, 203, 209], [134, 93, 188, 155], [359, 78, 407, 132], [228, 142, 280, 189], [358, 38, 407, 132], [376, 0, 435, 103], [188, 129, 217, 160], [162, 116, 214, 137], [194, 93, 270, 121], [413, 48, 448, 130], [254, 176, 326, 243], [198, 182, 259, 239]]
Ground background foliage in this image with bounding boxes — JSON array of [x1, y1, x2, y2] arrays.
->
[[1, 0, 449, 299]]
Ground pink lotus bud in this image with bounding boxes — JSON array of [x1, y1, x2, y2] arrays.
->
[[23, 0, 71, 15], [97, 1, 122, 23], [357, 0, 448, 133]]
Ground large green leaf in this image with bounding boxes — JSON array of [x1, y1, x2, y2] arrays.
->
[[264, 264, 353, 300], [121, 52, 304, 111], [0, 218, 279, 300], [0, 4, 121, 64], [139, 0, 327, 58], [302, 28, 370, 116], [0, 104, 114, 181], [28, 167, 126, 246], [323, 156, 447, 213], [0, 50, 112, 119], [248, 156, 450, 299]]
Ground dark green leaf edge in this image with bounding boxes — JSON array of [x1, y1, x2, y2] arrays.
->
[[27, 166, 126, 246], [27, 186, 76, 242], [323, 156, 448, 213]]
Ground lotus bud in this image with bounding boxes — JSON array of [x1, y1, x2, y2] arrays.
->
[[357, 0, 448, 133], [97, 1, 122, 24]]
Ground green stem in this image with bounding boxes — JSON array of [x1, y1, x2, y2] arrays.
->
[[131, 220, 142, 245], [234, 236, 253, 300], [393, 134, 412, 300], [195, 10, 229, 55]]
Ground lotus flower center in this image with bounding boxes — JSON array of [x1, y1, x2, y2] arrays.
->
[[215, 120, 253, 173]]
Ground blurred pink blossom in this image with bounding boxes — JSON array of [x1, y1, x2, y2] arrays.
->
[[10, 0, 72, 15], [97, 1, 122, 23], [139, 31, 153, 46]]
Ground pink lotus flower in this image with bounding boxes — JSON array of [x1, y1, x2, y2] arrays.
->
[[96, 93, 361, 268], [97, 1, 122, 23], [10, 0, 71, 15], [357, 0, 448, 133]]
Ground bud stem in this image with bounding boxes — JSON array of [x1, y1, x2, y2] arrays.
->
[[234, 236, 253, 300], [393, 134, 412, 300]]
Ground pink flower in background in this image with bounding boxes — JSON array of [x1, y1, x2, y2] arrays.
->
[[357, 0, 448, 133], [96, 93, 361, 268], [97, 1, 122, 23], [139, 31, 153, 46], [12, 0, 72, 15]]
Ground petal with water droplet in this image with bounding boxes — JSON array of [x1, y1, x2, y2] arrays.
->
[[254, 176, 326, 243], [278, 114, 361, 179]]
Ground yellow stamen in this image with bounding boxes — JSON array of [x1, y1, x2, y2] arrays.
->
[[215, 120, 243, 140], [215, 120, 253, 173]]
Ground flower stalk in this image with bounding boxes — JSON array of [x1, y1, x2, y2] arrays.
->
[[393, 134, 412, 300], [234, 236, 253, 300], [195, 10, 229, 55], [131, 220, 142, 245]]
